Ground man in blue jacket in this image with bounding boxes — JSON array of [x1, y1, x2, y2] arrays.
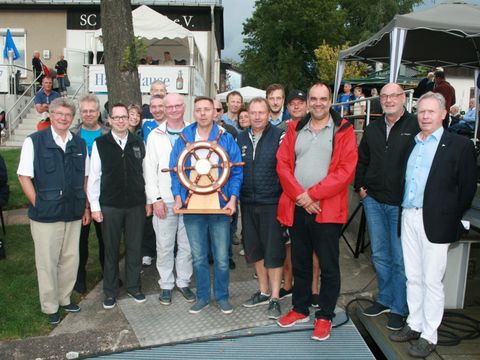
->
[[170, 96, 242, 315]]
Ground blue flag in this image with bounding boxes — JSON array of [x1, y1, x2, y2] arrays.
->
[[3, 29, 20, 60]]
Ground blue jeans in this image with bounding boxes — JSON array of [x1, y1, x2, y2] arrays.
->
[[184, 214, 230, 302], [362, 195, 407, 316]]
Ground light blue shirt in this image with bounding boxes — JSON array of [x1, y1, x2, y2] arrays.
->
[[142, 119, 159, 143], [221, 113, 241, 131], [402, 127, 444, 209], [462, 107, 476, 126]]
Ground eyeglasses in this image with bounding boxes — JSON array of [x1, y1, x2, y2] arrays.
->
[[379, 93, 404, 101], [215, 108, 223, 112], [110, 116, 128, 121], [52, 112, 73, 119], [165, 104, 184, 111]]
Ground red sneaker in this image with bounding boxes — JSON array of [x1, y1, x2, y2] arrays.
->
[[311, 319, 332, 341], [277, 310, 309, 328]]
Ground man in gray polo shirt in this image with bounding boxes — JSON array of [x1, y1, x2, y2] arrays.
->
[[276, 83, 358, 341]]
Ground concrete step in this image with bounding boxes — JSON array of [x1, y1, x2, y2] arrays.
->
[[13, 129, 35, 136], [4, 140, 24, 147]]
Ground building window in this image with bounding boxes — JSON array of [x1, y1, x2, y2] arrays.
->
[[0, 28, 27, 77]]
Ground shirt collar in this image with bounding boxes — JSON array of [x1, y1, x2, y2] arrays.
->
[[415, 126, 444, 143], [50, 126, 72, 142], [303, 116, 333, 132]]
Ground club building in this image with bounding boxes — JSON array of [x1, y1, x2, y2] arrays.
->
[[0, 0, 224, 121]]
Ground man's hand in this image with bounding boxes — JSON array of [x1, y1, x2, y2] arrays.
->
[[305, 201, 321, 215], [359, 187, 367, 200], [296, 191, 315, 207], [153, 200, 167, 219], [145, 204, 153, 217], [223, 196, 237, 215], [173, 196, 183, 211], [82, 208, 91, 226], [92, 211, 103, 223]]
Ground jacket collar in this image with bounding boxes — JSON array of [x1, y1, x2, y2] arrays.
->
[[295, 108, 350, 133]]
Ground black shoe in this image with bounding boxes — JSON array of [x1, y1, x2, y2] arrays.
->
[[386, 313, 405, 331], [61, 303, 81, 313], [229, 258, 236, 270], [128, 292, 146, 303], [363, 302, 390, 317], [48, 312, 60, 325], [177, 287, 196, 302], [389, 325, 421, 342], [279, 288, 292, 299], [311, 293, 320, 308], [74, 281, 87, 294], [409, 338, 436, 358], [103, 297, 117, 310]]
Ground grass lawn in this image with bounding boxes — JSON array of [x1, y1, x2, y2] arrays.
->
[[0, 148, 28, 210], [0, 224, 103, 340]]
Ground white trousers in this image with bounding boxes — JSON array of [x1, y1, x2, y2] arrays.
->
[[153, 202, 192, 289], [30, 219, 82, 314], [401, 208, 449, 344]]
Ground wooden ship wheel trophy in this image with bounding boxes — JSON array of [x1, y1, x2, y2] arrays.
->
[[163, 131, 244, 214]]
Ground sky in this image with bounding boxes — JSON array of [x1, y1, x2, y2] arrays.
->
[[220, 0, 480, 62]]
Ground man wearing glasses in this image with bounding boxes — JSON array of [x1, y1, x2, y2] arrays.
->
[[18, 97, 89, 325], [70, 94, 109, 294], [145, 93, 195, 306], [88, 104, 148, 309], [354, 83, 419, 330]]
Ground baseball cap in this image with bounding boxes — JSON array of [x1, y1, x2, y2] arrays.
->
[[287, 90, 306, 103]]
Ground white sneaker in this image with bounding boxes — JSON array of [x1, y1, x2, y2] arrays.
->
[[239, 249, 245, 256], [142, 256, 153, 266]]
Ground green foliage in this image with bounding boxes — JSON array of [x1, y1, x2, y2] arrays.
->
[[338, 0, 424, 44], [0, 224, 103, 339], [240, 0, 346, 91], [240, 0, 423, 90], [315, 42, 368, 83], [120, 36, 147, 72], [1, 149, 28, 210]]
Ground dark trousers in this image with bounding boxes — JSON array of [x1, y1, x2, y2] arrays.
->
[[290, 206, 342, 320], [76, 220, 104, 287], [141, 216, 156, 258], [102, 205, 145, 298]]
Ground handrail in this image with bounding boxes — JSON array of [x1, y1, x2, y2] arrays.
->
[[4, 72, 43, 143], [332, 89, 415, 131]]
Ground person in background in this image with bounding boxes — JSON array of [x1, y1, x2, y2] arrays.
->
[[432, 70, 456, 128], [266, 84, 289, 127], [238, 107, 251, 130], [55, 54, 68, 96], [352, 86, 366, 116], [32, 51, 43, 85], [142, 95, 166, 144], [449, 98, 477, 135], [163, 52, 175, 65], [142, 80, 167, 119], [221, 91, 243, 131], [128, 104, 143, 137]]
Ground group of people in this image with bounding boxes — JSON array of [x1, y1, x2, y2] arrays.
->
[[32, 52, 69, 95], [17, 78, 477, 355]]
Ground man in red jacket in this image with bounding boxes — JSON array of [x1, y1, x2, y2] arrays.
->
[[276, 82, 358, 341]]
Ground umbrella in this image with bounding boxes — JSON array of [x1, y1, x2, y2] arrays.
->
[[3, 29, 20, 61]]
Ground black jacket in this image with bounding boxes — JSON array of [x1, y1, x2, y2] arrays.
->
[[237, 123, 283, 204], [354, 110, 419, 205], [404, 130, 477, 244]]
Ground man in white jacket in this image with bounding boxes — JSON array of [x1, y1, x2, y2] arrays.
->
[[144, 93, 194, 305]]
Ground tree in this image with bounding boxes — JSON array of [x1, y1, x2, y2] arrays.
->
[[315, 42, 368, 83], [100, 0, 142, 109], [240, 0, 346, 91], [240, 0, 423, 90], [338, 0, 423, 44]]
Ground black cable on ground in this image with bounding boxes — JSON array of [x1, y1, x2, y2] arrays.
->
[[336, 297, 480, 347]]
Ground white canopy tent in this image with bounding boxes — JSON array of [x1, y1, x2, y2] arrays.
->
[[216, 86, 266, 103], [94, 5, 204, 71]]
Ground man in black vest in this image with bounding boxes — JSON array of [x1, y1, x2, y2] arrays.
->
[[18, 97, 89, 325], [237, 97, 285, 320], [88, 103, 148, 309]]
